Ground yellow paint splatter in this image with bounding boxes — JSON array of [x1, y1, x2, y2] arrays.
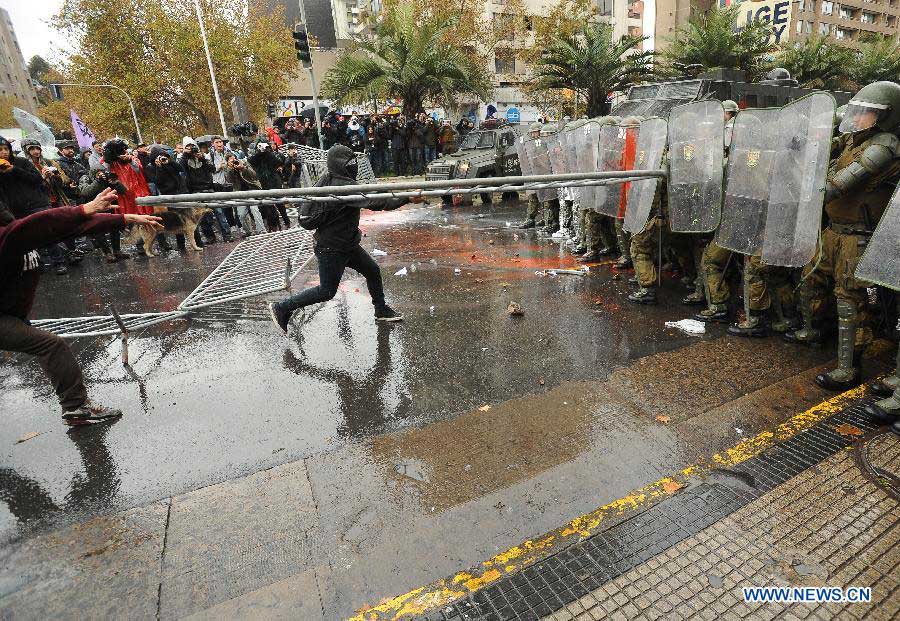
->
[[351, 382, 871, 620]]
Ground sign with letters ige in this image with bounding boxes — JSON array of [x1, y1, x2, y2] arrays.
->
[[733, 0, 792, 44]]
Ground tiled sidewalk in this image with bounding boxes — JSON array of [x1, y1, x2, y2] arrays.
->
[[551, 431, 898, 620]]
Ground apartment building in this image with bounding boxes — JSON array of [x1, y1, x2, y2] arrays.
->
[[790, 0, 900, 45], [0, 8, 39, 113]]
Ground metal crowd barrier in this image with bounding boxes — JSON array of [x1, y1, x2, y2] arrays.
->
[[137, 170, 666, 210]]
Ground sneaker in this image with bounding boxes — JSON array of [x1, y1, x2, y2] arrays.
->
[[695, 305, 730, 323], [62, 401, 122, 424], [375, 305, 404, 322], [681, 291, 705, 306], [627, 287, 657, 305], [55, 265, 68, 275], [268, 302, 290, 334]]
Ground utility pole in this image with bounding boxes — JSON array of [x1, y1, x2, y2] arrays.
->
[[50, 83, 143, 143], [193, 0, 229, 137], [296, 0, 325, 149]]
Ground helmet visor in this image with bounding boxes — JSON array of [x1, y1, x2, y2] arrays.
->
[[838, 102, 887, 133]]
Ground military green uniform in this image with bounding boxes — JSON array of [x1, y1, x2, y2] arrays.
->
[[791, 85, 900, 389]]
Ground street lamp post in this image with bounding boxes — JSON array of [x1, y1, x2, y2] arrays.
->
[[50, 83, 143, 143], [193, 0, 230, 138]]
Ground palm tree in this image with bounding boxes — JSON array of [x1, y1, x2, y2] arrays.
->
[[321, 5, 492, 116], [530, 22, 652, 117], [853, 35, 900, 88], [664, 7, 774, 80], [776, 36, 856, 91]]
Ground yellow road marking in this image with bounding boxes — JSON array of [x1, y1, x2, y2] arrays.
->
[[349, 383, 869, 621]]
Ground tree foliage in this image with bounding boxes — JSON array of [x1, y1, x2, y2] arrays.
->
[[664, 7, 775, 79], [529, 22, 652, 117], [48, 0, 296, 144], [854, 36, 900, 86], [0, 95, 26, 128], [776, 36, 856, 91], [321, 3, 492, 116]]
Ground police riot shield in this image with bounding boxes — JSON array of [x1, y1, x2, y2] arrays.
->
[[574, 121, 602, 209], [561, 122, 582, 178], [667, 100, 725, 233], [717, 93, 835, 264], [715, 108, 780, 255], [760, 93, 835, 267], [623, 118, 668, 234], [515, 135, 536, 197], [523, 135, 555, 202], [855, 184, 900, 291], [546, 132, 569, 175], [594, 123, 628, 217]]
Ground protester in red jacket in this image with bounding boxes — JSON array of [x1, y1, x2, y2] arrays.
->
[[0, 186, 162, 424], [102, 138, 152, 215]]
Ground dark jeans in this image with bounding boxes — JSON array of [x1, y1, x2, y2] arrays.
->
[[0, 314, 87, 410], [391, 148, 407, 176], [407, 147, 424, 175], [276, 245, 385, 315]]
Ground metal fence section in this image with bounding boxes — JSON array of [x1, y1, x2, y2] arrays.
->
[[178, 228, 315, 311], [31, 311, 189, 339], [138, 170, 665, 211], [280, 144, 377, 184]]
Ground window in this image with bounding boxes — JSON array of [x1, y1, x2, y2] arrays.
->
[[597, 0, 613, 16], [861, 11, 875, 22], [835, 27, 853, 38], [808, 0, 816, 12], [819, 21, 831, 33], [493, 12, 517, 39], [822, 1, 833, 14], [499, 132, 515, 147], [806, 20, 814, 32], [494, 49, 516, 75], [888, 14, 897, 26], [798, 0, 805, 10], [839, 6, 854, 18], [796, 19, 804, 32]]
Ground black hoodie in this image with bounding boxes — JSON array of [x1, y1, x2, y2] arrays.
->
[[299, 145, 401, 251]]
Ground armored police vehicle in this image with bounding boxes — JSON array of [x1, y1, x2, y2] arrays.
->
[[425, 119, 523, 204]]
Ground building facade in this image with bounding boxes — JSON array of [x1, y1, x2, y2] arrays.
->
[[0, 8, 39, 114], [789, 0, 900, 45]]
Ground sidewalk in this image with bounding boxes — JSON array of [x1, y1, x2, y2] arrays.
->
[[422, 403, 899, 621]]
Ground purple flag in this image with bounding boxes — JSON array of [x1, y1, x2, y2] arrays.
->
[[70, 109, 96, 150]]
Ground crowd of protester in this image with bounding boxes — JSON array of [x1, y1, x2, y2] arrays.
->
[[270, 112, 474, 176], [0, 110, 479, 273]]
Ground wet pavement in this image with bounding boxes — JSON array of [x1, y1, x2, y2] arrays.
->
[[1, 197, 892, 619]]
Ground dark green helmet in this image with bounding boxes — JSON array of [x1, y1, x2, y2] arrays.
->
[[721, 100, 739, 114], [839, 81, 900, 133]]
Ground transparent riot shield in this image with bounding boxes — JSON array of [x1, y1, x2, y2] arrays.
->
[[562, 124, 581, 177], [667, 100, 725, 233], [523, 135, 555, 202], [574, 121, 602, 209], [623, 118, 668, 234], [855, 184, 900, 291], [594, 124, 628, 217], [760, 93, 835, 266], [515, 135, 535, 197], [715, 108, 780, 255], [717, 93, 836, 264], [546, 132, 569, 175]]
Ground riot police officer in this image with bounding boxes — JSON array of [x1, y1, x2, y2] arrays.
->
[[785, 81, 900, 391]]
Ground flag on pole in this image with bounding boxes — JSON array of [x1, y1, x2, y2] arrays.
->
[[70, 109, 96, 150]]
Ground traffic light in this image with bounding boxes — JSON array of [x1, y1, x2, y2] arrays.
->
[[293, 24, 312, 66], [266, 103, 277, 117], [49, 84, 64, 100]]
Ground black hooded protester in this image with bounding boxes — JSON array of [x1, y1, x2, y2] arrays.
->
[[179, 140, 230, 243], [268, 145, 409, 332], [248, 139, 288, 230], [55, 140, 88, 204]]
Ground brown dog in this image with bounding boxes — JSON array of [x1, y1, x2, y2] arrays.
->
[[122, 207, 211, 255]]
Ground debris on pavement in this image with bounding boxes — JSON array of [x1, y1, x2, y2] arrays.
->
[[655, 415, 670, 424], [835, 423, 864, 437], [394, 267, 408, 276], [507, 302, 524, 317], [15, 431, 44, 445], [479, 405, 492, 412], [664, 319, 706, 335], [454, 268, 461, 275], [371, 248, 388, 257], [707, 575, 725, 589]]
